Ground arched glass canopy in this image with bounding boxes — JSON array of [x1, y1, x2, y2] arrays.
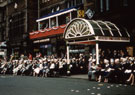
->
[[64, 18, 130, 43], [64, 18, 130, 65]]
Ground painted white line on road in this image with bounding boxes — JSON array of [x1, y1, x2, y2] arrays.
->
[[124, 84, 127, 87], [119, 84, 122, 86], [107, 86, 110, 88], [97, 87, 101, 90], [70, 90, 74, 92], [75, 90, 79, 92], [110, 85, 114, 87], [91, 93, 95, 95]]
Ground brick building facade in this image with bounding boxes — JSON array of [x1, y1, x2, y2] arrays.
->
[[6, 0, 38, 58]]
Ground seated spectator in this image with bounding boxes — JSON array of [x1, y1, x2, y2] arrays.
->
[[88, 59, 97, 81], [126, 57, 135, 85]]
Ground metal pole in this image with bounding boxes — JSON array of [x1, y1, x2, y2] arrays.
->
[[96, 42, 99, 64], [38, 22, 40, 30], [67, 45, 70, 64], [70, 12, 72, 21], [49, 18, 51, 28], [56, 16, 58, 27]]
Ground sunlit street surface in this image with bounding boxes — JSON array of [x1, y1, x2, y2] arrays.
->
[[0, 75, 135, 95]]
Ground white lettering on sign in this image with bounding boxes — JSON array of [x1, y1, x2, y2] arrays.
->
[[33, 38, 50, 43], [0, 52, 5, 55]]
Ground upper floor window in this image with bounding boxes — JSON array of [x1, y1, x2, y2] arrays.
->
[[42, 0, 50, 3], [66, 0, 80, 8], [51, 8, 54, 13], [8, 0, 14, 3], [66, 13, 70, 23], [40, 20, 49, 30], [76, 0, 83, 5], [51, 6, 61, 13], [0, 13, 2, 22], [100, 0, 103, 12], [106, 0, 109, 11], [100, 0, 110, 12], [51, 17, 56, 27], [0, 0, 3, 2], [123, 0, 128, 7]]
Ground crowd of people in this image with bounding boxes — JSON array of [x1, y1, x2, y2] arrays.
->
[[0, 49, 135, 86], [0, 54, 68, 77], [88, 50, 135, 86], [0, 53, 89, 77]]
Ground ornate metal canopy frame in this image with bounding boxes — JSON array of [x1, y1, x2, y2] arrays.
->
[[64, 18, 130, 65]]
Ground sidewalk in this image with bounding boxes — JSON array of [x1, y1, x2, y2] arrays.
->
[[63, 74, 88, 80]]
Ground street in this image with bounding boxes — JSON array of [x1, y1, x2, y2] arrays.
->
[[0, 75, 135, 95]]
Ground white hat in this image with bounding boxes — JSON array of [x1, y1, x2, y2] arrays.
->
[[110, 59, 114, 63], [115, 59, 119, 63], [90, 53, 92, 56], [104, 59, 109, 63], [24, 60, 27, 63], [92, 59, 96, 62], [129, 57, 134, 61], [121, 57, 127, 62]]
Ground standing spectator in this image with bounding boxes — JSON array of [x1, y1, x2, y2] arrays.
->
[[29, 53, 33, 60]]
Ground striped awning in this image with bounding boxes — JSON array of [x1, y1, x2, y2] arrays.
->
[[36, 7, 77, 22]]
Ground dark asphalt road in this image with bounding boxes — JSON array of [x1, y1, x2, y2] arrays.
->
[[0, 75, 135, 95]]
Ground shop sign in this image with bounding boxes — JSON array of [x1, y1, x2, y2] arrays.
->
[[0, 51, 4, 55], [51, 38, 56, 43], [34, 49, 39, 52], [33, 38, 50, 43], [40, 44, 51, 48], [85, 9, 94, 19], [69, 49, 85, 53], [78, 10, 85, 18]]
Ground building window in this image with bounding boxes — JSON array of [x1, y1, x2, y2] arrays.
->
[[40, 20, 49, 30], [0, 0, 3, 2], [100, 0, 103, 12], [42, 0, 49, 3], [76, 0, 83, 5], [0, 13, 2, 22], [71, 0, 74, 7], [56, 6, 60, 11], [51, 18, 56, 27], [123, 0, 128, 7], [74, 0, 77, 6], [67, 2, 70, 8], [8, 0, 14, 3], [51, 8, 54, 13], [106, 0, 109, 11], [66, 13, 70, 23], [66, 0, 79, 8], [100, 0, 109, 12]]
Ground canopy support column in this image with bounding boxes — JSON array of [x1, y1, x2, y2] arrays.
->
[[66, 44, 70, 65], [96, 42, 99, 64]]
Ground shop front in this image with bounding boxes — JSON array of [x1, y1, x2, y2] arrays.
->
[[64, 18, 130, 64], [31, 36, 66, 57], [29, 7, 78, 57]]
